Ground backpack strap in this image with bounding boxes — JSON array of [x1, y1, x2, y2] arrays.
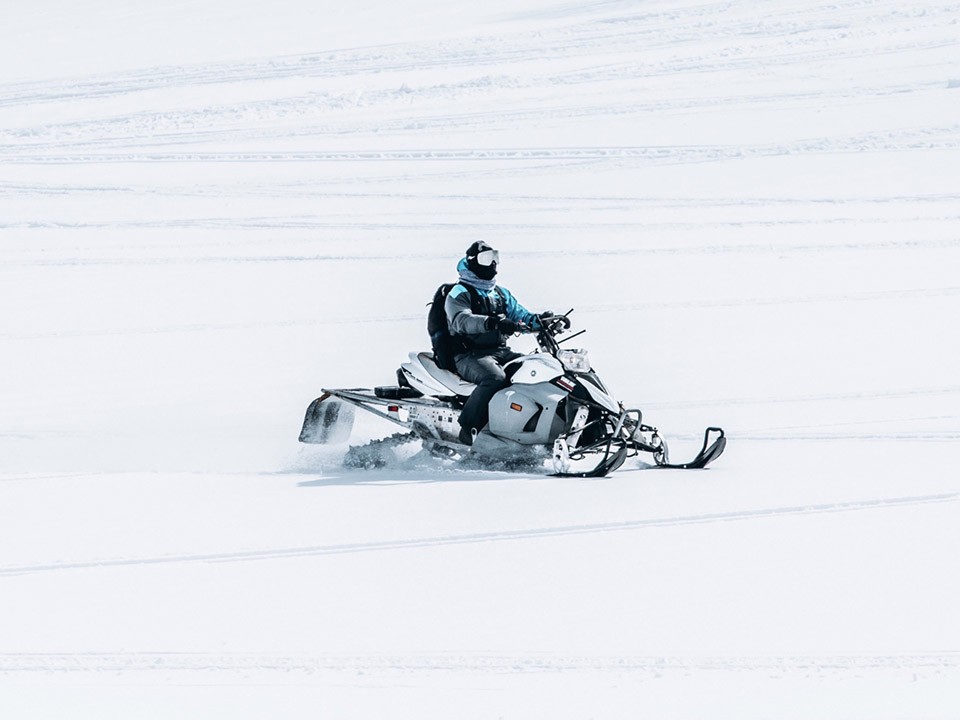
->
[[460, 282, 481, 313], [460, 282, 505, 316]]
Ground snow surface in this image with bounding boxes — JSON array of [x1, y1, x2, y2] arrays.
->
[[2, 0, 959, 717]]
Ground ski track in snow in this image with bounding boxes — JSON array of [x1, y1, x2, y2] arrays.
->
[[1, 651, 958, 677], [6, 126, 960, 165], [1, 0, 954, 108], [3, 183, 960, 205], [0, 80, 948, 152], [1, 0, 957, 168], [5, 216, 958, 231], [1, 492, 956, 577]]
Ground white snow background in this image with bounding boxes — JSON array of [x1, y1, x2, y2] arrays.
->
[[1, 0, 959, 717]]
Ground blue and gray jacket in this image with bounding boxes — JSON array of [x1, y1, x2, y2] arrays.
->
[[445, 259, 540, 352]]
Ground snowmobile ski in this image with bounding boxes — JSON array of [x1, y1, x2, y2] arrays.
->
[[655, 427, 726, 470]]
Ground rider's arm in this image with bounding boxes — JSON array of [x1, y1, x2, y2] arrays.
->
[[500, 288, 542, 330], [445, 285, 491, 336]]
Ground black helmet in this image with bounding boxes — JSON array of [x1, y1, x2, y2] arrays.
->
[[466, 240, 499, 281]]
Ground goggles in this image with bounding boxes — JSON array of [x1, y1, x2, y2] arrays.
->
[[474, 248, 499, 266]]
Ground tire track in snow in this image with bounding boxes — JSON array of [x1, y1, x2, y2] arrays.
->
[[2, 181, 958, 207], [2, 80, 947, 153], [0, 0, 952, 108], [2, 8, 956, 156], [5, 215, 959, 233], [1, 492, 956, 576], [1, 651, 958, 675], [5, 123, 960, 165]]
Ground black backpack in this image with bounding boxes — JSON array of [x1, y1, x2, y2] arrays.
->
[[428, 283, 503, 370], [428, 283, 467, 371]]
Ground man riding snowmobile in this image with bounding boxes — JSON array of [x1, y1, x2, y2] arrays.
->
[[445, 241, 569, 445], [298, 242, 727, 475]]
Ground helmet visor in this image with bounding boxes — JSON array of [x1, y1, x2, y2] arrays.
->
[[475, 249, 499, 266]]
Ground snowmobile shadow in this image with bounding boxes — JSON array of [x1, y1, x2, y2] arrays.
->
[[292, 445, 659, 487], [295, 446, 557, 487], [297, 465, 550, 488]]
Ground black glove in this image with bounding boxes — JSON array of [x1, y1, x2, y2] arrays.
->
[[539, 311, 571, 330], [487, 315, 520, 335]]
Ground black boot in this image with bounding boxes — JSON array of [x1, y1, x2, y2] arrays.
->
[[459, 426, 475, 446]]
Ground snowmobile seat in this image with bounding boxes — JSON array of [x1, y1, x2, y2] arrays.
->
[[399, 351, 477, 398], [418, 352, 476, 397]]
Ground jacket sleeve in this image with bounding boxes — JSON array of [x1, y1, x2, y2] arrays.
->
[[446, 285, 490, 336], [501, 287, 541, 330]]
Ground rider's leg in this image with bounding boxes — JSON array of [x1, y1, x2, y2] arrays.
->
[[455, 352, 509, 442]]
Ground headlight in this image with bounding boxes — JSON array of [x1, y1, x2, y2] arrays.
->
[[557, 349, 590, 373]]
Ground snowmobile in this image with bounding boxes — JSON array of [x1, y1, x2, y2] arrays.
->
[[298, 312, 725, 477]]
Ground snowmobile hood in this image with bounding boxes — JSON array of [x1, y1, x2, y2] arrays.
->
[[578, 374, 620, 413]]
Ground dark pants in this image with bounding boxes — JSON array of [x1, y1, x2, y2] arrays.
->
[[455, 347, 523, 433]]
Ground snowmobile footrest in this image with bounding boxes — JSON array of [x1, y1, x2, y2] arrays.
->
[[374, 385, 423, 400]]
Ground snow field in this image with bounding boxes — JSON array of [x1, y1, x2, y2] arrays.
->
[[1, 0, 959, 717]]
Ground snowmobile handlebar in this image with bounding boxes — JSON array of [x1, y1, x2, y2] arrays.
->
[[534, 309, 575, 354]]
